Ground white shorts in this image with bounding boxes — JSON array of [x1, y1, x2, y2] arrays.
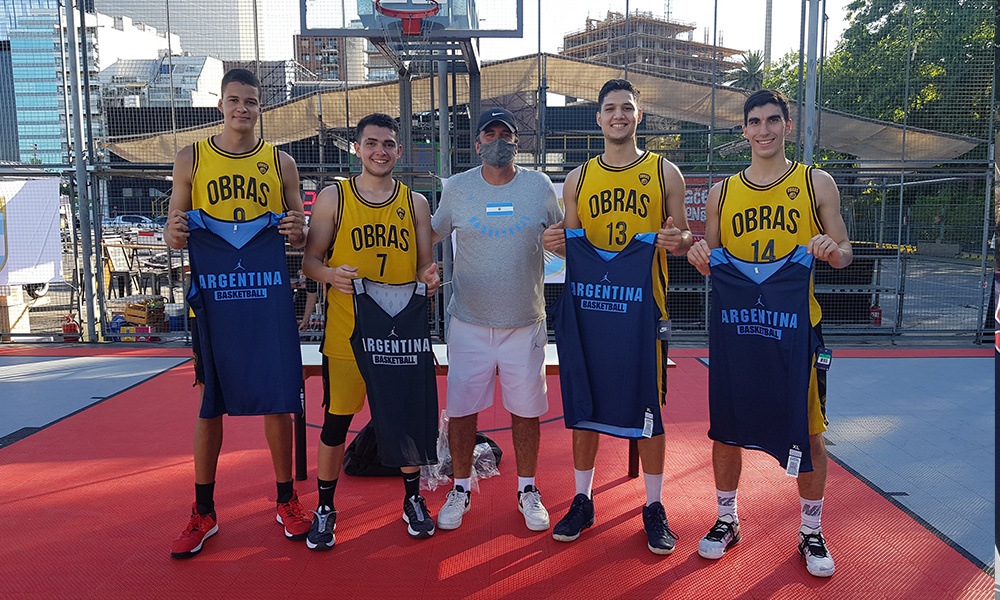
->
[[445, 316, 548, 419]]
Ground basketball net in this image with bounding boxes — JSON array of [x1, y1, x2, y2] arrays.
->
[[373, 1, 440, 75], [375, 0, 440, 35]]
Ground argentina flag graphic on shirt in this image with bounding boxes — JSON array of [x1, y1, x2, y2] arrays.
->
[[485, 202, 515, 216]]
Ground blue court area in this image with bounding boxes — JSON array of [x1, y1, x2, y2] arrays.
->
[[823, 356, 994, 569], [0, 355, 189, 446]]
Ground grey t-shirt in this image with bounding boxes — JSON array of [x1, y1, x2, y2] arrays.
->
[[432, 165, 562, 328]]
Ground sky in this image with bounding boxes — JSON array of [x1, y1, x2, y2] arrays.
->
[[479, 0, 853, 63]]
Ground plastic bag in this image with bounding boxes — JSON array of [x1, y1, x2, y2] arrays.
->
[[422, 411, 452, 491], [421, 411, 501, 492]]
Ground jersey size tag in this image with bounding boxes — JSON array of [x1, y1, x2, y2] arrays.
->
[[814, 347, 832, 371], [642, 408, 654, 438], [785, 447, 803, 477]]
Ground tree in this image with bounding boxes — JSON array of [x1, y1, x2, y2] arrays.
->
[[762, 1, 993, 141], [823, 0, 992, 139], [762, 51, 802, 95], [723, 50, 766, 91]]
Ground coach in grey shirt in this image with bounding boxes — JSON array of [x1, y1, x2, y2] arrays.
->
[[431, 107, 562, 533]]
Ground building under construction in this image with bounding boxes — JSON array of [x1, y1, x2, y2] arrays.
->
[[561, 10, 744, 84]]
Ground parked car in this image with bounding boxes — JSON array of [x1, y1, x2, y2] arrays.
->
[[105, 215, 156, 230]]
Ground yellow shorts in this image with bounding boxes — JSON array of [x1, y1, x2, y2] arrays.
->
[[656, 338, 669, 405], [808, 365, 828, 435], [322, 355, 367, 415]]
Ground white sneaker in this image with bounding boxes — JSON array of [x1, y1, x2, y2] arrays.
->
[[698, 514, 740, 560], [437, 486, 471, 530], [798, 526, 835, 577], [518, 485, 550, 531]]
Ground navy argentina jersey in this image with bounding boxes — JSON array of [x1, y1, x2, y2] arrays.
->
[[708, 245, 819, 472], [350, 279, 438, 468], [186, 210, 303, 418], [552, 229, 662, 439]]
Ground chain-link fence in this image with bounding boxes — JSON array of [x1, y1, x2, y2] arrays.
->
[[0, 0, 994, 343]]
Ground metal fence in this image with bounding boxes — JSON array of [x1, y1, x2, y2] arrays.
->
[[0, 0, 994, 344]]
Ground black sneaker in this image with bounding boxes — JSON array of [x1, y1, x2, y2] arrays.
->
[[642, 501, 678, 555], [402, 495, 435, 539], [552, 493, 595, 542], [305, 506, 336, 551]]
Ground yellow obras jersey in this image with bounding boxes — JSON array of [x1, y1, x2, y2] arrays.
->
[[191, 137, 287, 220], [322, 177, 418, 358], [718, 161, 825, 324], [576, 150, 669, 319]]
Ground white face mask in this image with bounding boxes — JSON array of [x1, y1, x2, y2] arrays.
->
[[479, 138, 516, 168]]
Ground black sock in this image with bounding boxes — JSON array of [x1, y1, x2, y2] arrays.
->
[[276, 480, 294, 504], [402, 471, 421, 499], [317, 478, 338, 510], [195, 482, 215, 515]]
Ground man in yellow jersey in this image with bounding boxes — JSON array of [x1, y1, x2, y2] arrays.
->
[[687, 89, 853, 577], [164, 68, 310, 558], [301, 113, 440, 548], [543, 79, 692, 555]]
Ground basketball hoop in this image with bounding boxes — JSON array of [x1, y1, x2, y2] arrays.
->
[[375, 0, 440, 35]]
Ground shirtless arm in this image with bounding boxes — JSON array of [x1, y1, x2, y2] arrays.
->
[[809, 169, 853, 269], [278, 151, 306, 249], [412, 192, 441, 295], [686, 181, 723, 276], [541, 166, 583, 258], [165, 146, 194, 250], [657, 159, 693, 255], [301, 184, 356, 295]]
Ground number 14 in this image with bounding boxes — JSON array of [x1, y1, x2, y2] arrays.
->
[[751, 239, 776, 262]]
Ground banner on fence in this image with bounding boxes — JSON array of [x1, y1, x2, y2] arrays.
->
[[0, 178, 63, 286]]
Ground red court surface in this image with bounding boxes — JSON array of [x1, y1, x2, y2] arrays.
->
[[0, 350, 992, 599]]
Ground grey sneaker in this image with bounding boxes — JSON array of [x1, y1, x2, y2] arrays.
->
[[641, 501, 678, 555], [698, 515, 740, 559], [798, 526, 835, 577], [402, 495, 436, 539], [437, 486, 471, 530], [518, 485, 550, 531], [305, 506, 336, 551]]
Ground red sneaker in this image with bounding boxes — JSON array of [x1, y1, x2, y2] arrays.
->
[[170, 503, 218, 558], [276, 490, 311, 540]]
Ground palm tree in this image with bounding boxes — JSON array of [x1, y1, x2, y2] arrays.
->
[[723, 50, 765, 91]]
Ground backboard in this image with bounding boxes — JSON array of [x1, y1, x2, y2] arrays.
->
[[300, 0, 522, 39]]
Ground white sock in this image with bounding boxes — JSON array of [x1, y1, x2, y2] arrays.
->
[[454, 477, 471, 493], [643, 472, 663, 506], [800, 497, 824, 531], [517, 476, 535, 493], [717, 489, 738, 521], [574, 468, 595, 498]]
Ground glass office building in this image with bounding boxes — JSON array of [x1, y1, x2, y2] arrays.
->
[[9, 10, 64, 164], [2, 0, 60, 163]]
